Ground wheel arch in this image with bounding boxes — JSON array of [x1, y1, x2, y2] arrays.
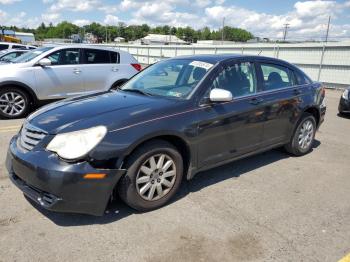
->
[[0, 81, 38, 105], [121, 132, 193, 180], [303, 106, 320, 127]]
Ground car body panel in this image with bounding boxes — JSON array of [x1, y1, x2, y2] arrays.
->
[[6, 54, 326, 215], [0, 45, 139, 101]]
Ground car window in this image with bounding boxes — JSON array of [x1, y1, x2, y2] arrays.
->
[[211, 62, 257, 97], [0, 44, 9, 50], [260, 63, 293, 91], [12, 45, 24, 49], [110, 51, 119, 63], [294, 70, 312, 85], [0, 52, 17, 61], [121, 59, 212, 99], [83, 49, 111, 64], [46, 49, 80, 65]]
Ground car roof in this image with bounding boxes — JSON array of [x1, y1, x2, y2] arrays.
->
[[171, 54, 295, 67], [47, 44, 132, 56]]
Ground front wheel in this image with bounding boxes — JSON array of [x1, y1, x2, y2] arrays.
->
[[0, 87, 30, 119], [118, 140, 183, 211], [284, 113, 316, 156]]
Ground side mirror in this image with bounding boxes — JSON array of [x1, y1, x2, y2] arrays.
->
[[209, 88, 233, 102], [38, 58, 51, 67]]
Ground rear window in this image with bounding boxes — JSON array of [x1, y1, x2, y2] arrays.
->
[[12, 45, 25, 49], [110, 51, 119, 63], [260, 63, 293, 91], [83, 49, 111, 64]]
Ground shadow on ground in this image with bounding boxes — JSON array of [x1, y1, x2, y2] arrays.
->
[[338, 112, 350, 119], [27, 140, 321, 227]]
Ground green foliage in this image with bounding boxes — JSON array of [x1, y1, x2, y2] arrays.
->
[[0, 22, 254, 43]]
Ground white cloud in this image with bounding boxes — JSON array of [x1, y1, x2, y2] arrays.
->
[[50, 0, 100, 12], [104, 14, 119, 25], [73, 19, 91, 26], [0, 0, 20, 4], [294, 1, 336, 17], [99, 5, 118, 14], [42, 12, 60, 24]]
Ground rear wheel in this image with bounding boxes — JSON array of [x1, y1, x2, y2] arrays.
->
[[284, 113, 316, 156], [0, 87, 30, 119], [118, 140, 183, 211]]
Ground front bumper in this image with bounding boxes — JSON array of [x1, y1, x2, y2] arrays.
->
[[339, 97, 350, 113], [6, 136, 126, 216]]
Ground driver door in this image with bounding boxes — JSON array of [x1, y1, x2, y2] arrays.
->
[[196, 60, 265, 168]]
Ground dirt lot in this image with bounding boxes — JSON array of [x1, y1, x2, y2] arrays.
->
[[0, 89, 349, 262]]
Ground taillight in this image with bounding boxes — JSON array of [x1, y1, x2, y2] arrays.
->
[[131, 63, 142, 71]]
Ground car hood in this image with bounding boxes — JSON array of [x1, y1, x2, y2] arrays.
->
[[27, 91, 182, 134]]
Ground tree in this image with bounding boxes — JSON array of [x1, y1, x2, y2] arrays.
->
[[1, 21, 254, 43]]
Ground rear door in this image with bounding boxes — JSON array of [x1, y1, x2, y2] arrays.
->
[[80, 48, 118, 93], [255, 61, 301, 146], [196, 59, 265, 168], [33, 48, 85, 99]]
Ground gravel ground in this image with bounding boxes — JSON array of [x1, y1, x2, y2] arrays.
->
[[0, 89, 349, 262]]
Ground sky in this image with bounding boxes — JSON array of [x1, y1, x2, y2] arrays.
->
[[0, 0, 350, 40]]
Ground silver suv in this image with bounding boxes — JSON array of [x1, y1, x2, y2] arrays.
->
[[0, 45, 141, 118]]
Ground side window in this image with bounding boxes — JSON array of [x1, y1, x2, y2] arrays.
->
[[46, 49, 80, 65], [110, 51, 119, 63], [211, 62, 257, 97], [83, 49, 110, 64], [0, 44, 9, 50], [13, 45, 24, 49], [0, 52, 17, 61], [260, 63, 293, 91]]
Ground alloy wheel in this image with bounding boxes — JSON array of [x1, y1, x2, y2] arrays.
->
[[0, 92, 26, 117], [298, 119, 314, 150], [136, 154, 177, 201]]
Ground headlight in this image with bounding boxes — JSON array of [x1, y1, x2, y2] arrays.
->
[[342, 89, 349, 100], [47, 126, 107, 160]]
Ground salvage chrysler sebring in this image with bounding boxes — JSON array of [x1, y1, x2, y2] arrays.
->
[[6, 54, 326, 215]]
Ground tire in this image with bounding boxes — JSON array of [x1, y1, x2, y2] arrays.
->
[[0, 87, 31, 119], [118, 140, 184, 211], [284, 113, 316, 156]]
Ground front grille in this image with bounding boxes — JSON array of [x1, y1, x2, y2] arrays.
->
[[18, 123, 47, 151]]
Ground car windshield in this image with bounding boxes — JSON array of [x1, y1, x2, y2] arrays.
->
[[11, 47, 53, 63], [120, 59, 214, 99]]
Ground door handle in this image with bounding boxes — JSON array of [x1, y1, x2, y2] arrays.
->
[[73, 68, 81, 74], [249, 98, 264, 105], [112, 67, 119, 72]]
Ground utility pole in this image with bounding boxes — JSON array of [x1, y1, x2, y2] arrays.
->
[[325, 15, 331, 43], [105, 27, 108, 43], [283, 23, 290, 42], [221, 17, 225, 44]]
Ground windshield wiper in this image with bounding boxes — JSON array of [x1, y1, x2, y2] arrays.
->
[[121, 88, 153, 96]]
